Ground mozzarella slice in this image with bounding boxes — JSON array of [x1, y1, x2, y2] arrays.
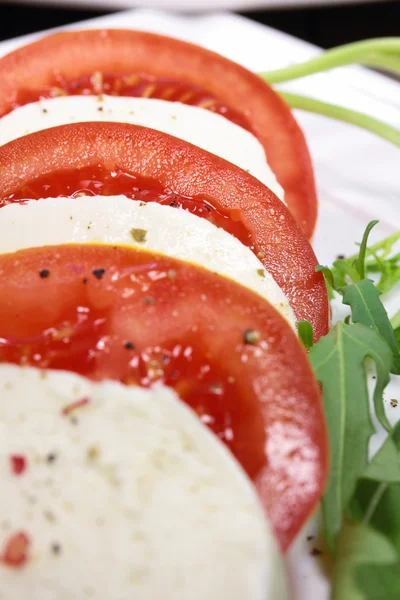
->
[[0, 95, 284, 200], [0, 364, 288, 600], [0, 195, 294, 326]]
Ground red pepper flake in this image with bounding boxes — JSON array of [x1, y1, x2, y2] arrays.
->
[[1, 532, 30, 568], [10, 455, 27, 476], [62, 397, 90, 416]]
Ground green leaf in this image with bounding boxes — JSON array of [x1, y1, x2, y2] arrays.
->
[[316, 264, 336, 288], [341, 279, 400, 374], [392, 310, 400, 330], [332, 258, 360, 288], [353, 221, 379, 280], [332, 521, 398, 600], [354, 481, 400, 553], [332, 229, 400, 296], [350, 424, 400, 553], [309, 322, 392, 553], [297, 320, 314, 349], [363, 421, 400, 483], [392, 311, 400, 349], [332, 425, 400, 599], [395, 327, 400, 349], [355, 562, 400, 599]]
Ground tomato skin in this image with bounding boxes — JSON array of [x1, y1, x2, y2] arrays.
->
[[0, 28, 317, 237], [0, 243, 328, 551], [0, 122, 329, 342]]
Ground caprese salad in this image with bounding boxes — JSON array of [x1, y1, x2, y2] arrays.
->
[[0, 26, 399, 600]]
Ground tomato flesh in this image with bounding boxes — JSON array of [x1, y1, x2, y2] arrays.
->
[[0, 122, 329, 341], [0, 29, 318, 237], [5, 165, 253, 249], [13, 72, 251, 132], [0, 243, 327, 550]]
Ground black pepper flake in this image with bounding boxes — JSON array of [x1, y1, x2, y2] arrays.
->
[[51, 542, 61, 555], [169, 201, 178, 208], [82, 277, 88, 284], [306, 535, 314, 541], [39, 269, 50, 279], [41, 108, 48, 114], [243, 329, 260, 345], [162, 354, 170, 364], [92, 268, 106, 280], [70, 416, 79, 426], [97, 106, 104, 112], [144, 296, 154, 305], [124, 341, 135, 350], [372, 375, 377, 380], [310, 547, 322, 557], [46, 453, 57, 464], [336, 254, 345, 260]]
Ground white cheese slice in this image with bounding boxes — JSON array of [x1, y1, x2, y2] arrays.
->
[[0, 95, 284, 200], [0, 363, 288, 600], [0, 195, 294, 326]]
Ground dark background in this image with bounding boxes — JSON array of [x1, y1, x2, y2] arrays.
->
[[0, 1, 399, 48]]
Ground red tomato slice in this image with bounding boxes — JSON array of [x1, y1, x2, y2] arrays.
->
[[0, 28, 317, 237], [0, 122, 329, 341], [0, 243, 328, 551]]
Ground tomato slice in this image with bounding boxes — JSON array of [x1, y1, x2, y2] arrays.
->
[[0, 122, 329, 341], [0, 243, 328, 551], [0, 28, 317, 237]]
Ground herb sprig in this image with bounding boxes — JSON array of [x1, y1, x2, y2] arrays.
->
[[258, 38, 400, 148], [305, 222, 400, 598]]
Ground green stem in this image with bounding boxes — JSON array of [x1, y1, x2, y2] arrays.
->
[[279, 92, 400, 148], [259, 38, 400, 84], [364, 52, 400, 75]]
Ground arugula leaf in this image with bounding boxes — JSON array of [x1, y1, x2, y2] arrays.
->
[[331, 228, 400, 295], [396, 327, 400, 349], [392, 310, 400, 330], [392, 310, 400, 349], [353, 220, 379, 280], [350, 424, 400, 553], [355, 561, 400, 599], [332, 425, 400, 599], [363, 421, 400, 483], [341, 280, 400, 374], [330, 259, 359, 289], [309, 322, 392, 553], [332, 521, 399, 600], [297, 320, 314, 349]]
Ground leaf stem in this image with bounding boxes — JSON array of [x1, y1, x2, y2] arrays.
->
[[278, 92, 400, 148], [355, 221, 379, 281], [363, 482, 388, 524], [260, 38, 400, 84]]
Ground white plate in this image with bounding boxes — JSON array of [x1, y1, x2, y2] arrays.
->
[[14, 0, 382, 11], [0, 9, 399, 599]]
